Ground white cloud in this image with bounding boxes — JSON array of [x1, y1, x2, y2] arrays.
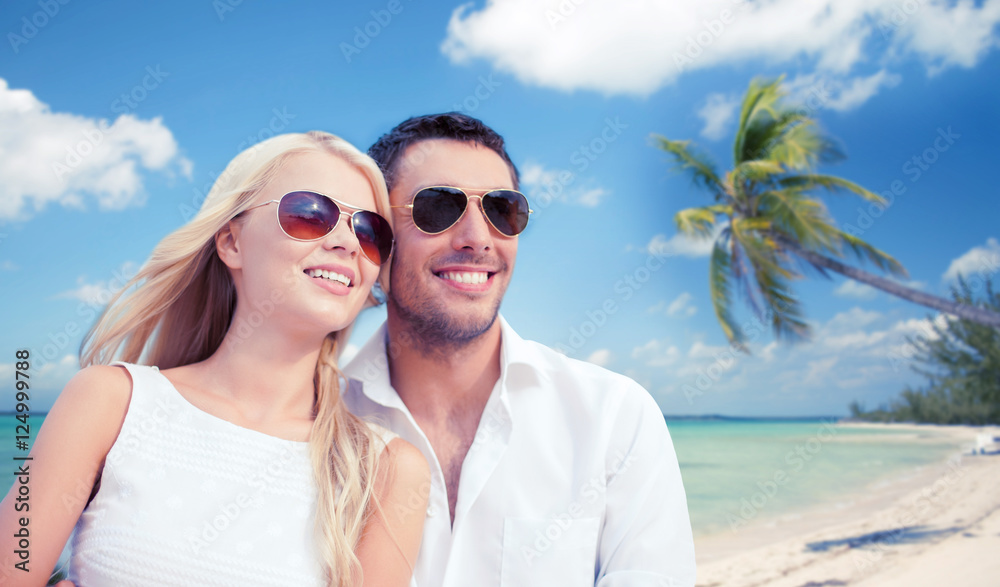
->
[[648, 292, 698, 318], [586, 348, 613, 367], [441, 0, 1000, 97], [37, 354, 79, 383], [826, 70, 902, 111], [895, 0, 1000, 73], [632, 339, 680, 367], [697, 93, 739, 140], [943, 237, 1000, 281], [688, 341, 732, 360], [668, 292, 697, 317], [645, 222, 726, 259], [787, 70, 903, 112], [804, 356, 838, 384], [520, 161, 608, 207], [824, 306, 883, 334], [0, 78, 192, 221], [0, 354, 79, 411], [834, 280, 878, 300], [54, 262, 140, 306]]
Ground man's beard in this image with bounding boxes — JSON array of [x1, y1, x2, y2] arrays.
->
[[387, 252, 506, 356]]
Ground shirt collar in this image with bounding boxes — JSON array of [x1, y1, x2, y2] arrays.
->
[[344, 314, 544, 409], [342, 321, 406, 410]]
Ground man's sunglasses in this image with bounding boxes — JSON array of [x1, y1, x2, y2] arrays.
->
[[243, 190, 394, 265], [392, 186, 532, 237]]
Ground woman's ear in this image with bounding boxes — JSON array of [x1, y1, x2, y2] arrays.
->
[[215, 221, 244, 270]]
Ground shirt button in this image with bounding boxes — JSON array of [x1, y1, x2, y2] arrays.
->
[[427, 505, 437, 517]]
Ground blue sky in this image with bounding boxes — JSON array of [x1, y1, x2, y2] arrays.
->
[[1, 0, 998, 416]]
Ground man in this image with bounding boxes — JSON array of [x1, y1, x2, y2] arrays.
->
[[343, 113, 695, 586]]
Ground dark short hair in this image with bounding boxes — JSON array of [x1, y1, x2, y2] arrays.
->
[[368, 112, 519, 193]]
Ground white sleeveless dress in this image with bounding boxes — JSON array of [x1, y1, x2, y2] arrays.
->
[[68, 362, 396, 587]]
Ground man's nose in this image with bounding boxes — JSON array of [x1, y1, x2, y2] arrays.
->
[[450, 196, 495, 253]]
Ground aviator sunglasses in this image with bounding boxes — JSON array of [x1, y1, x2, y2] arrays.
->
[[392, 186, 532, 237], [243, 190, 394, 265]]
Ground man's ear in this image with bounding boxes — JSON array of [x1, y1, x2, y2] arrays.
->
[[215, 221, 244, 270]]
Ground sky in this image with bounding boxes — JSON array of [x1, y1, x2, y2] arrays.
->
[[1, 0, 998, 416]]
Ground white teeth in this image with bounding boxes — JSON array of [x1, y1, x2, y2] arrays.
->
[[441, 271, 488, 284], [306, 268, 351, 286]]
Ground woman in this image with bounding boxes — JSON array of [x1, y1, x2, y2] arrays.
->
[[0, 131, 429, 586]]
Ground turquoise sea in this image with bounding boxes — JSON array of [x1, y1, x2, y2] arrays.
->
[[0, 412, 43, 493], [668, 418, 962, 537], [1, 416, 963, 539]]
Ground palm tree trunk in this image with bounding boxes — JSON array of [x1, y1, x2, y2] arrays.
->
[[774, 235, 1000, 328]]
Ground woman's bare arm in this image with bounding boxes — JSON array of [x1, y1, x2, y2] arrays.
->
[[354, 438, 430, 587], [0, 365, 132, 587]]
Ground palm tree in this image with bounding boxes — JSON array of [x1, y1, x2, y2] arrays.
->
[[653, 76, 1000, 349]]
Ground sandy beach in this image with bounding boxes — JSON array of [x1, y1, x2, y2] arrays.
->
[[694, 423, 1000, 587]]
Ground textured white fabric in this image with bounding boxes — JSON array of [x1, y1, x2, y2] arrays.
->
[[69, 362, 396, 587], [343, 315, 696, 587]]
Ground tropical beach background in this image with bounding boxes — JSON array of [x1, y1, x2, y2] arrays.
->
[[2, 1, 999, 585]]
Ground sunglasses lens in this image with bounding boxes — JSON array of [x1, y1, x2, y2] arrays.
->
[[412, 187, 468, 233], [483, 190, 530, 236], [352, 211, 394, 265], [277, 191, 339, 240]]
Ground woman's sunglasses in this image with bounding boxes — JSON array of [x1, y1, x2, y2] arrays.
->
[[243, 190, 394, 265], [392, 186, 532, 237]]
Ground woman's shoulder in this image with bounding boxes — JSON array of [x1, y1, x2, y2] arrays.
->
[[380, 435, 428, 486], [61, 363, 133, 408]]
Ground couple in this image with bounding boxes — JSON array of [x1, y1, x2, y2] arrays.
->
[[1, 113, 695, 586]]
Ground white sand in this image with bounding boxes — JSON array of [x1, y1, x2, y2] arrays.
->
[[694, 423, 1000, 587]]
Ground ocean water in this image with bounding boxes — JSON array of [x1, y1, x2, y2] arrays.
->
[[1, 416, 963, 541], [667, 419, 962, 537], [0, 413, 43, 493]]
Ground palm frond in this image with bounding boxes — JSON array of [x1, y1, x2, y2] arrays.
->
[[759, 188, 840, 253], [835, 230, 909, 278], [674, 204, 732, 238], [733, 160, 785, 184], [731, 216, 810, 340], [780, 174, 885, 204], [734, 76, 785, 164], [651, 135, 724, 197], [765, 118, 826, 170], [740, 109, 809, 163], [709, 236, 745, 348]]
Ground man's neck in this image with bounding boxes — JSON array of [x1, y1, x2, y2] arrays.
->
[[384, 311, 503, 425]]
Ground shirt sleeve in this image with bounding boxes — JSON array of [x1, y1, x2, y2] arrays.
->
[[596, 383, 697, 587]]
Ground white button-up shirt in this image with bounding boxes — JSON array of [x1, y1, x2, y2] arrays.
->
[[343, 316, 696, 587]]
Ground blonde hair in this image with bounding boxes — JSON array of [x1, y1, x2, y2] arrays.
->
[[80, 131, 392, 586]]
